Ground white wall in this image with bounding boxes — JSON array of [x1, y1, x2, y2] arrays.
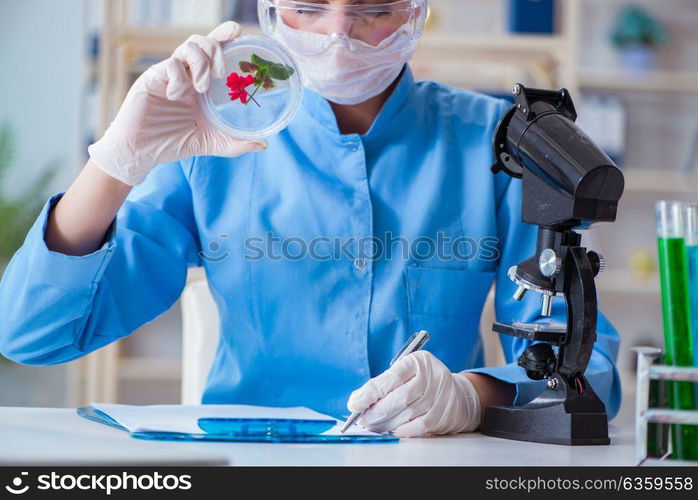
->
[[0, 0, 89, 196]]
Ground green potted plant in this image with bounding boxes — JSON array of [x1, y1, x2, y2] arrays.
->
[[0, 124, 57, 271], [610, 6, 668, 74], [0, 124, 57, 363]]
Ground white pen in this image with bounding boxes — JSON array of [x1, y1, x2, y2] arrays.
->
[[340, 330, 430, 434]]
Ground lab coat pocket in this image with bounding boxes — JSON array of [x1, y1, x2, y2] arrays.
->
[[404, 266, 495, 370]]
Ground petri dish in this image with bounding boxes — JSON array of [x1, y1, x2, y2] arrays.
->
[[200, 35, 302, 140]]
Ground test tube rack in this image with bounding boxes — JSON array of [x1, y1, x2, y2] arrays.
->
[[634, 347, 698, 466]]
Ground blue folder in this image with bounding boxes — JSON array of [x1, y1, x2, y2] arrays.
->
[[507, 0, 556, 34], [77, 406, 398, 444]]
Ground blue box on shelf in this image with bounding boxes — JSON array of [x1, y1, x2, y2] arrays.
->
[[507, 0, 556, 34]]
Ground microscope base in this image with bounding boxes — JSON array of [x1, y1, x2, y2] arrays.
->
[[481, 390, 610, 446]]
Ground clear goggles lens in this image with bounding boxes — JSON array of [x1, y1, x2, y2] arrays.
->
[[258, 0, 427, 46]]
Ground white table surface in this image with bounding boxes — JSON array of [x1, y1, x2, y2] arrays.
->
[[0, 400, 637, 466]]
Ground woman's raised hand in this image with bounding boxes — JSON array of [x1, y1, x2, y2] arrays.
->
[[88, 21, 267, 186]]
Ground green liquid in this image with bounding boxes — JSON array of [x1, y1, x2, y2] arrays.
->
[[647, 377, 669, 458], [657, 237, 697, 460]]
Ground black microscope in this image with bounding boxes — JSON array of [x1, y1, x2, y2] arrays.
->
[[481, 84, 625, 445]]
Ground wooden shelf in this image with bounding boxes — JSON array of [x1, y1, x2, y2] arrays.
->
[[418, 32, 566, 56], [580, 70, 698, 94], [115, 23, 261, 41], [113, 23, 262, 56], [113, 26, 566, 55]]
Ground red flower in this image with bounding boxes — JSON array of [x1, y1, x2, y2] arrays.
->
[[225, 72, 255, 104]]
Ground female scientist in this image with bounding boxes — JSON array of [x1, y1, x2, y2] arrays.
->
[[0, 0, 621, 437]]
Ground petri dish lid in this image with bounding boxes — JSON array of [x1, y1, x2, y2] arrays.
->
[[200, 35, 302, 140]]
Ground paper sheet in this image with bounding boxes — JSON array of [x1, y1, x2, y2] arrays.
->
[[91, 403, 377, 436]]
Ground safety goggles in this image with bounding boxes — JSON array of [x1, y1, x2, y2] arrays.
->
[[258, 0, 427, 48]]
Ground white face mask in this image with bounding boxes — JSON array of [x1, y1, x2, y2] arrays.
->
[[272, 23, 417, 105]]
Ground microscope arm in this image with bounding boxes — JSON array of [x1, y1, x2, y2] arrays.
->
[[558, 246, 598, 382]]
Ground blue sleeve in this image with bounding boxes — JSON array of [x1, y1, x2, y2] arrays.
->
[[466, 173, 623, 421], [0, 161, 201, 365]]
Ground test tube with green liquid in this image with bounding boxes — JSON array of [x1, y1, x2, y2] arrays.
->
[[655, 200, 697, 460], [647, 356, 669, 458], [685, 203, 698, 402]]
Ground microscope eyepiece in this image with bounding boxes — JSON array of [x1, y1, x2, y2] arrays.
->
[[492, 84, 625, 229]]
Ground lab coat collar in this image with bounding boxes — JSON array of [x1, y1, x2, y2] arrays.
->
[[299, 65, 415, 139]]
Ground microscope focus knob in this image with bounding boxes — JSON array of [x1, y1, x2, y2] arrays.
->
[[587, 250, 606, 277], [538, 248, 562, 278], [517, 343, 557, 381]]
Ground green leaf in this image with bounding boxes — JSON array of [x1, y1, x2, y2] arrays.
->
[[251, 53, 274, 69], [610, 6, 668, 49], [268, 63, 294, 81]]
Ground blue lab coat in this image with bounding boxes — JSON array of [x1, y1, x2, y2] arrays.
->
[[0, 67, 621, 418]]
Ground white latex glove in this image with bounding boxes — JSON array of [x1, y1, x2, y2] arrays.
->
[[347, 351, 481, 437], [88, 21, 267, 186]]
